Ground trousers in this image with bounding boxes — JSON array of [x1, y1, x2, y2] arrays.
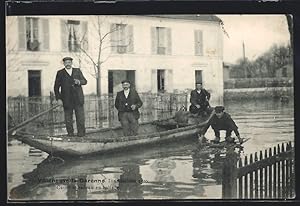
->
[[212, 125, 232, 138], [119, 112, 139, 136], [64, 105, 85, 136]]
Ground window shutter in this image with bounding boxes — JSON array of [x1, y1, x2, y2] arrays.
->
[[166, 69, 173, 92], [81, 21, 88, 50], [166, 28, 172, 55], [127, 25, 134, 53], [41, 19, 49, 51], [198, 30, 203, 56], [110, 24, 117, 53], [194, 30, 200, 55], [61, 20, 68, 52], [195, 30, 203, 56], [151, 27, 157, 54], [18, 17, 26, 50], [151, 69, 157, 93]]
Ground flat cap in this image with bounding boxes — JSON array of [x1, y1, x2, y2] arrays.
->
[[121, 80, 131, 84], [215, 106, 225, 113], [62, 57, 73, 61]]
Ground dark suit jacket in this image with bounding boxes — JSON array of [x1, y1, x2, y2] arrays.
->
[[115, 89, 143, 120], [54, 68, 87, 109], [202, 112, 239, 136], [189, 89, 210, 113]]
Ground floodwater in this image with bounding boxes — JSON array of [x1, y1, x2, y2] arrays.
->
[[7, 98, 294, 200]]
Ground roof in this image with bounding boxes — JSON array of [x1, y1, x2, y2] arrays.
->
[[145, 15, 222, 23]]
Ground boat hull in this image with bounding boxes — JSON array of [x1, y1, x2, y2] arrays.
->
[[15, 124, 203, 158]]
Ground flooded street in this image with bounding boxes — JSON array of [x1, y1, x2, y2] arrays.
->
[[7, 98, 294, 200]]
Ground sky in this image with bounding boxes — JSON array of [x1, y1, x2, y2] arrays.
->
[[217, 15, 291, 64]]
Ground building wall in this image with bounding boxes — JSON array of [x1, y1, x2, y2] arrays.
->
[[6, 15, 224, 105]]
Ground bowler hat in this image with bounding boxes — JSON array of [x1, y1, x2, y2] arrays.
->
[[62, 57, 73, 61], [215, 106, 225, 113], [121, 80, 131, 84]]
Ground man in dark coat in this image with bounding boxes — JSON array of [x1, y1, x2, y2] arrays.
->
[[200, 106, 242, 143], [54, 57, 87, 137], [189, 83, 211, 116], [115, 80, 143, 136]]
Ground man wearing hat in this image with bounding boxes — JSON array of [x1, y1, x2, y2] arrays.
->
[[189, 82, 211, 116], [200, 106, 242, 143], [115, 80, 143, 136], [54, 57, 87, 137]]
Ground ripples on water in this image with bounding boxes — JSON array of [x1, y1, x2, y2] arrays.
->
[[7, 98, 294, 200]]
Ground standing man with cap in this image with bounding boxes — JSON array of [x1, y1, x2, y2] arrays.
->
[[189, 82, 211, 116], [199, 106, 242, 143], [115, 80, 143, 136], [54, 57, 87, 137]]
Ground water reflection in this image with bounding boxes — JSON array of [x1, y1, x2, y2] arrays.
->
[[118, 164, 143, 199], [7, 98, 294, 200]]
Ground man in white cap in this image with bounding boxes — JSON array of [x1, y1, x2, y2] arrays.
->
[[115, 80, 143, 136], [54, 57, 87, 137]]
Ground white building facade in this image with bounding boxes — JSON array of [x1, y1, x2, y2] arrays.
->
[[6, 15, 224, 104]]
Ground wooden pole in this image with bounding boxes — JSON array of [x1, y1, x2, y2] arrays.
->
[[222, 150, 238, 199], [273, 146, 277, 198], [268, 148, 273, 198], [244, 156, 249, 199], [254, 152, 259, 198], [259, 151, 263, 199], [264, 149, 268, 198], [277, 144, 281, 198]]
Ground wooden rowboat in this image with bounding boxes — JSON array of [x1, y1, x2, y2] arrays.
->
[[13, 113, 213, 158]]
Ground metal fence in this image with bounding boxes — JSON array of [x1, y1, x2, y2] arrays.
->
[[7, 92, 189, 135]]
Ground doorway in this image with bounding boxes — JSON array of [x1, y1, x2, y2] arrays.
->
[[195, 70, 203, 84], [28, 70, 41, 97], [108, 70, 136, 94]]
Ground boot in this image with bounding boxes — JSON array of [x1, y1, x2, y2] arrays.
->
[[225, 136, 235, 143], [211, 136, 220, 143]]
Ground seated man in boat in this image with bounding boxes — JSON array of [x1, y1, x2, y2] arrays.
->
[[189, 82, 211, 117], [115, 80, 143, 136], [199, 106, 242, 144]]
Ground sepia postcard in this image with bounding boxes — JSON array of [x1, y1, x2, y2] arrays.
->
[[5, 1, 295, 202]]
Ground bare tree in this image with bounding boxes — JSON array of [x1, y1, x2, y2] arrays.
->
[[64, 16, 133, 127], [67, 16, 133, 97]]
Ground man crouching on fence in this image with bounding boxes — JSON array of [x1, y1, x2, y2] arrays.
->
[[115, 80, 143, 136]]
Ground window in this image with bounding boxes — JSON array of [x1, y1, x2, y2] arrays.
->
[[111, 23, 134, 54], [194, 30, 203, 56], [195, 70, 203, 84], [151, 27, 172, 55], [61, 20, 88, 52], [157, 70, 165, 92], [18, 17, 49, 51], [157, 27, 166, 54]]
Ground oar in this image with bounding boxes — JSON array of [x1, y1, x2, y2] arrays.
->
[[8, 104, 61, 136]]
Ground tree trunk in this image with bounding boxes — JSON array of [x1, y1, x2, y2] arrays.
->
[[96, 67, 103, 127]]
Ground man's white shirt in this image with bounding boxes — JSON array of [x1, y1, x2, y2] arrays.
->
[[65, 67, 73, 76], [124, 89, 130, 98]]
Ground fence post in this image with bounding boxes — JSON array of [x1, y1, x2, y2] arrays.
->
[[49, 91, 55, 136], [222, 150, 238, 199]]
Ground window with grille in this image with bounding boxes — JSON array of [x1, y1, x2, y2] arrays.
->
[[157, 69, 165, 92]]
